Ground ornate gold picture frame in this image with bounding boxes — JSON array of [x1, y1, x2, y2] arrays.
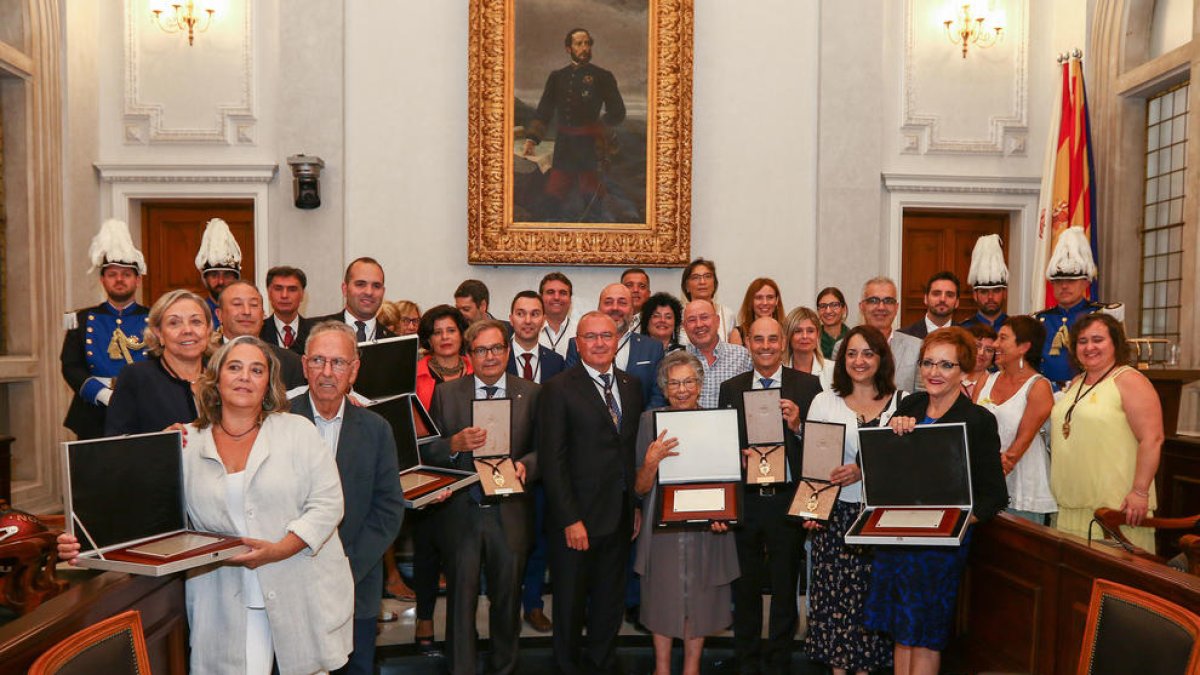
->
[[468, 0, 693, 265]]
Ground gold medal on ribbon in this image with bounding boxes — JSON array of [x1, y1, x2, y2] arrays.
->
[[1062, 421, 1070, 439], [806, 493, 819, 512], [492, 468, 505, 487], [758, 457, 770, 476]]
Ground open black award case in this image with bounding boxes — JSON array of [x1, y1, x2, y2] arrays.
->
[[368, 393, 478, 508]]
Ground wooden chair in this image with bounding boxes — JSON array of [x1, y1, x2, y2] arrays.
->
[[1077, 579, 1200, 674], [1091, 507, 1200, 559], [28, 609, 151, 675], [1181, 535, 1200, 576]]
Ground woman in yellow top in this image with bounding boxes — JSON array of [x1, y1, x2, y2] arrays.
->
[[1049, 313, 1162, 550]]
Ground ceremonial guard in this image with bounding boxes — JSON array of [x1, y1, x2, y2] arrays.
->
[[60, 219, 150, 439], [194, 217, 243, 331], [960, 234, 1010, 331], [1035, 225, 1124, 390]]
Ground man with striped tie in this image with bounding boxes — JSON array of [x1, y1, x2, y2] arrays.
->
[[538, 311, 644, 674]]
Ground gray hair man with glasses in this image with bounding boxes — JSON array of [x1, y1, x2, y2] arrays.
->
[[290, 320, 405, 675], [424, 318, 540, 675], [838, 277, 922, 394]]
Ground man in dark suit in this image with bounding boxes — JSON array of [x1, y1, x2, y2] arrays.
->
[[718, 317, 822, 674], [507, 291, 566, 385], [215, 280, 307, 390], [290, 321, 405, 675], [899, 271, 960, 339], [540, 311, 644, 674], [566, 283, 665, 407], [311, 257, 395, 342], [507, 290, 563, 633], [425, 319, 540, 675], [260, 265, 315, 353]]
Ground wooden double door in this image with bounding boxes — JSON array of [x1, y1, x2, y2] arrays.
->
[[900, 210, 1009, 327], [139, 200, 255, 306]]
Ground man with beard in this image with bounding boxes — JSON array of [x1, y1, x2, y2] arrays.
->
[[900, 271, 961, 339], [193, 217, 243, 330], [313, 257, 395, 342], [522, 28, 626, 221], [61, 219, 150, 439], [567, 283, 665, 407], [960, 234, 1010, 331], [718, 317, 821, 674]]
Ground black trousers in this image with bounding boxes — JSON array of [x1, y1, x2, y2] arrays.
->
[[732, 490, 803, 674], [441, 502, 527, 675], [547, 503, 632, 675]]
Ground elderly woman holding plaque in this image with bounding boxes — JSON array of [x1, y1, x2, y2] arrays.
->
[[1049, 313, 1162, 550], [63, 335, 352, 674], [868, 327, 1006, 675], [802, 325, 900, 674], [633, 350, 739, 675]]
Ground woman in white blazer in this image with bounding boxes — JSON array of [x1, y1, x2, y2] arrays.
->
[[61, 336, 353, 674]]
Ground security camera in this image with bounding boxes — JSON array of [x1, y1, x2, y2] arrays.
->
[[287, 154, 325, 210]]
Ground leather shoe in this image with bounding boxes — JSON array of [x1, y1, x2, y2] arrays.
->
[[524, 608, 552, 633]]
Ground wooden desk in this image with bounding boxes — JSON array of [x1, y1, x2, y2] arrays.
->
[[963, 513, 1200, 674]]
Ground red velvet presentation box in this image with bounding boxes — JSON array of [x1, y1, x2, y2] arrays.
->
[[63, 431, 248, 577], [845, 422, 972, 546], [369, 393, 478, 508]]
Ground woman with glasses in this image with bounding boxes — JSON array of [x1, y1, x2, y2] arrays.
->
[[639, 292, 685, 353], [868, 327, 1007, 675], [679, 258, 736, 344], [411, 304, 473, 652], [378, 300, 422, 337], [803, 325, 900, 675], [106, 289, 214, 435], [1049, 313, 1162, 549], [633, 350, 739, 675], [728, 278, 785, 346], [977, 317, 1056, 525], [961, 323, 997, 400], [783, 306, 834, 390], [816, 287, 850, 359]]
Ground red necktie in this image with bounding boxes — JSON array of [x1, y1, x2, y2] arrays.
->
[[521, 353, 534, 380], [282, 325, 295, 348]]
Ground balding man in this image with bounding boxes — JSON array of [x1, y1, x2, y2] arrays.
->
[[539, 311, 644, 674], [566, 283, 665, 407], [718, 317, 821, 673], [682, 298, 751, 408]]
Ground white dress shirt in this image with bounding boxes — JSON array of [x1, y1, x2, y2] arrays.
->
[[511, 340, 542, 383], [273, 315, 301, 347], [343, 310, 377, 341], [582, 361, 622, 418], [474, 374, 508, 400], [310, 395, 346, 455]]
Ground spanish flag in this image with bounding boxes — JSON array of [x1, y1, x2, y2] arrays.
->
[[1031, 53, 1100, 311]]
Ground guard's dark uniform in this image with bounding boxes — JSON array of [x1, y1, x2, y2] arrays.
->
[[205, 295, 221, 331], [1035, 300, 1119, 390], [959, 311, 1008, 332], [528, 62, 625, 196], [60, 302, 149, 439]]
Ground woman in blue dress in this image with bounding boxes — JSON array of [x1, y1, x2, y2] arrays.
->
[[867, 327, 1008, 675]]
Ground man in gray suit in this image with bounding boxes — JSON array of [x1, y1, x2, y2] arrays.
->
[[290, 321, 405, 675], [426, 319, 540, 675], [854, 276, 923, 393]]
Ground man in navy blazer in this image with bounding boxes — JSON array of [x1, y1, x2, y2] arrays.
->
[[507, 290, 567, 385], [566, 283, 665, 407], [311, 257, 395, 342], [290, 321, 405, 675]]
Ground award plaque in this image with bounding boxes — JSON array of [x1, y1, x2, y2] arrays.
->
[[788, 479, 841, 520], [845, 423, 973, 546], [743, 388, 785, 445], [354, 335, 420, 401], [63, 431, 248, 577], [471, 398, 512, 458], [653, 409, 742, 527], [745, 444, 786, 485], [369, 394, 478, 508], [802, 421, 846, 481]]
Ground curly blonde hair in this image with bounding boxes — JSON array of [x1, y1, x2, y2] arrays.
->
[[194, 335, 289, 429]]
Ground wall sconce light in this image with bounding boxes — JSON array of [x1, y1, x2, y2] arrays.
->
[[943, 2, 1005, 59], [287, 155, 325, 210], [151, 1, 217, 47]]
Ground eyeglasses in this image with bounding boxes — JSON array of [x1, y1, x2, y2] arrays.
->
[[688, 272, 715, 282], [581, 332, 616, 342], [919, 359, 960, 373], [399, 317, 420, 327], [307, 356, 355, 373], [980, 347, 996, 355], [862, 296, 898, 306], [666, 377, 700, 389], [817, 301, 843, 311], [470, 344, 507, 358]]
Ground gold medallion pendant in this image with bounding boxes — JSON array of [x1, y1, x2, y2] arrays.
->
[[492, 468, 505, 487], [1062, 421, 1071, 439], [806, 493, 819, 512], [758, 457, 770, 476]]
